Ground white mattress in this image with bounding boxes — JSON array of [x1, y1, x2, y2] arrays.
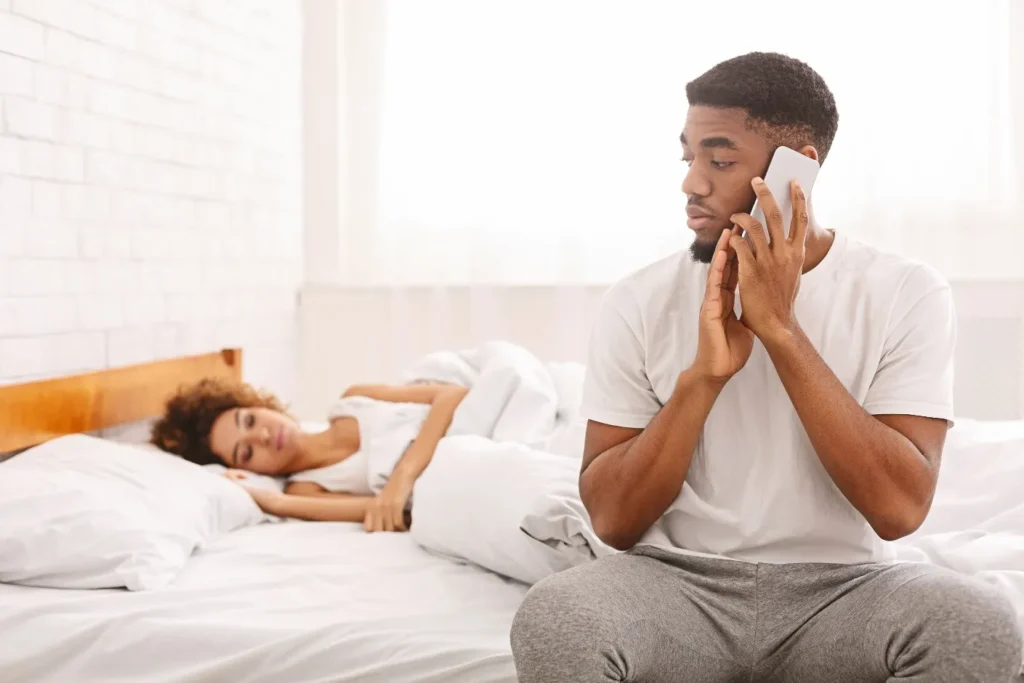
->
[[0, 522, 528, 683]]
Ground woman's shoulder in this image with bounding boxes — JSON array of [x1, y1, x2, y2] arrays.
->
[[327, 394, 378, 419]]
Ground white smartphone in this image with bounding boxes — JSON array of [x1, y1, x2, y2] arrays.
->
[[749, 146, 820, 241]]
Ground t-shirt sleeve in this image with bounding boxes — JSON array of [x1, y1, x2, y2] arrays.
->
[[862, 272, 956, 422], [579, 288, 662, 429]]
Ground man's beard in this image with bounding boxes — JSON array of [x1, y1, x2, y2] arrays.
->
[[689, 235, 719, 264]]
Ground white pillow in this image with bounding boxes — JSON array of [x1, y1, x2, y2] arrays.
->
[[0, 435, 263, 591], [411, 435, 599, 585]]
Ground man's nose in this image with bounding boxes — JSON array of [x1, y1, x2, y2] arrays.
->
[[682, 164, 710, 198]]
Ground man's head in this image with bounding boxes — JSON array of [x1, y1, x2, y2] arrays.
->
[[681, 52, 838, 263]]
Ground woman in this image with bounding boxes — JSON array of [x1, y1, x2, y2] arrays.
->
[[150, 377, 468, 532]]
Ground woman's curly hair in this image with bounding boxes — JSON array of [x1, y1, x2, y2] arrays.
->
[[151, 378, 289, 466]]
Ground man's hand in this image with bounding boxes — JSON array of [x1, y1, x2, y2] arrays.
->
[[729, 178, 808, 343], [693, 227, 755, 384]]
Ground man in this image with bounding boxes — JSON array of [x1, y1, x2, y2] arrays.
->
[[510, 52, 1022, 682]]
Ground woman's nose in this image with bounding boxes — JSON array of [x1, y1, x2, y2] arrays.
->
[[259, 427, 271, 446]]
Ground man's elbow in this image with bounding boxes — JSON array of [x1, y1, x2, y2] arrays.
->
[[870, 501, 931, 542], [588, 508, 640, 551]]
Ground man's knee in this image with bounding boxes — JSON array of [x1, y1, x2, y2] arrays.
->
[[511, 570, 604, 653], [898, 569, 1022, 673], [510, 563, 635, 683], [946, 576, 1022, 660]]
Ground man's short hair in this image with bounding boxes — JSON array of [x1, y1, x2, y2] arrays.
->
[[686, 52, 839, 162]]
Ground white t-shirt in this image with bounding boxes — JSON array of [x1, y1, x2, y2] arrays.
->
[[580, 232, 956, 565]]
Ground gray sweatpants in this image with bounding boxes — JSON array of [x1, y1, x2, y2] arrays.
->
[[511, 545, 1022, 683]]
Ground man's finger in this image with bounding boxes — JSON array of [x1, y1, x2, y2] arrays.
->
[[752, 177, 785, 246], [729, 234, 755, 273], [705, 228, 732, 287], [730, 213, 768, 258], [393, 505, 406, 531], [725, 253, 739, 292], [789, 180, 809, 247], [705, 229, 732, 306]]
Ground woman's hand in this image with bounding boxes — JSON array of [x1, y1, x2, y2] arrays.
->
[[222, 470, 282, 514], [364, 473, 414, 533], [223, 468, 250, 482]]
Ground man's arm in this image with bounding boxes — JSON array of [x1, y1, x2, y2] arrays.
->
[[730, 178, 953, 541], [580, 228, 753, 550], [762, 327, 946, 540], [581, 369, 723, 550]]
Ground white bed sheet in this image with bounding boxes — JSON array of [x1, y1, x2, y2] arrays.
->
[[0, 522, 527, 683]]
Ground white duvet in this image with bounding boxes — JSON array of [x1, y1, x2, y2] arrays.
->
[[404, 345, 1024, 647], [895, 419, 1024, 631]]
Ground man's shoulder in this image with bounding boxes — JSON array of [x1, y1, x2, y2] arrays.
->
[[839, 236, 950, 301]]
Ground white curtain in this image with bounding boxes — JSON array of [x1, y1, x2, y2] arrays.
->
[[299, 0, 1021, 414], [357, 0, 1018, 286]]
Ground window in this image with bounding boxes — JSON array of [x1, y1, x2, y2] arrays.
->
[[356, 0, 1018, 284]]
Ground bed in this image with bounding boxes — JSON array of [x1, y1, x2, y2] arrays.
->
[[5, 347, 1024, 682], [0, 524, 526, 682], [0, 349, 527, 683]]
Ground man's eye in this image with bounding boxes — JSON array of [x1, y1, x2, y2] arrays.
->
[[245, 413, 255, 428], [711, 160, 734, 169]]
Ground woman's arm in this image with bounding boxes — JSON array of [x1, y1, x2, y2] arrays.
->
[[342, 382, 460, 404], [258, 489, 374, 522], [341, 382, 468, 483], [398, 385, 468, 481], [345, 383, 469, 532], [284, 481, 341, 498]]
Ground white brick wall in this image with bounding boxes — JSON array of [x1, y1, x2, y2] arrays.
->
[[0, 0, 303, 401]]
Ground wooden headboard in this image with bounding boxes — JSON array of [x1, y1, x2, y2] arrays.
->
[[0, 349, 243, 454]]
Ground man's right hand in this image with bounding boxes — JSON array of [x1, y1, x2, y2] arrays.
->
[[693, 228, 754, 384]]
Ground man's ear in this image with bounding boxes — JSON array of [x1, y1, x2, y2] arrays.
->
[[798, 145, 820, 162]]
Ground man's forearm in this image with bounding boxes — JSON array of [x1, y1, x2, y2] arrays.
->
[[763, 325, 936, 539], [581, 369, 723, 549]]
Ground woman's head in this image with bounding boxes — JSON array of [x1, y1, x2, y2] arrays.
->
[[151, 378, 302, 475]]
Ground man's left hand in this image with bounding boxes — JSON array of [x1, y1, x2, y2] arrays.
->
[[728, 177, 808, 344]]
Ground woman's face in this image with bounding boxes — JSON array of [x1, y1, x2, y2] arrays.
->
[[209, 406, 301, 475]]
